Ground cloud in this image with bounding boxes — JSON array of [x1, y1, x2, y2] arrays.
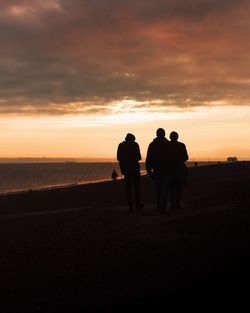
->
[[0, 0, 250, 115]]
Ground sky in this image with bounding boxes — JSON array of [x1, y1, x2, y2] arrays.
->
[[1, 0, 250, 160]]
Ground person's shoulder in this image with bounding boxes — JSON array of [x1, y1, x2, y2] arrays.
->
[[177, 142, 187, 153], [175, 141, 185, 147], [118, 141, 126, 146], [146, 141, 155, 154], [164, 139, 171, 147], [117, 141, 126, 152], [151, 137, 160, 144], [148, 139, 155, 146]]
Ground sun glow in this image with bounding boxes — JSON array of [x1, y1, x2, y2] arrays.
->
[[2, 104, 250, 129], [1, 104, 250, 159]]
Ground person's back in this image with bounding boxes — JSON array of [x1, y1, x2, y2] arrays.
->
[[117, 133, 142, 212], [169, 131, 189, 209], [117, 139, 141, 176], [169, 131, 188, 176], [146, 128, 172, 213], [146, 136, 172, 176]]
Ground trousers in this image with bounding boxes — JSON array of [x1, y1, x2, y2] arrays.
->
[[154, 175, 170, 211], [124, 173, 141, 210]]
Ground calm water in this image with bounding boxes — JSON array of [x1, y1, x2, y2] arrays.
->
[[0, 161, 217, 194], [0, 163, 148, 194], [0, 163, 122, 194]]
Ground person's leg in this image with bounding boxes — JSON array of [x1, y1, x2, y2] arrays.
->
[[175, 181, 183, 209], [124, 175, 133, 212], [155, 176, 167, 212], [162, 176, 170, 211], [169, 177, 175, 209], [154, 176, 161, 211], [134, 174, 141, 210]]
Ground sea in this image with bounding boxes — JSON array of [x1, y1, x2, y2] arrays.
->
[[0, 161, 217, 194]]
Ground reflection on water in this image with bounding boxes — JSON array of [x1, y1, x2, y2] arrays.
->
[[0, 162, 217, 194]]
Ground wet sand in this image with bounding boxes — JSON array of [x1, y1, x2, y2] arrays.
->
[[0, 162, 250, 312]]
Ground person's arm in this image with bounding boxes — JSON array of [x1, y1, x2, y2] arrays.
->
[[136, 143, 142, 161], [146, 144, 154, 177], [181, 144, 189, 162], [117, 144, 121, 161], [117, 143, 125, 175]]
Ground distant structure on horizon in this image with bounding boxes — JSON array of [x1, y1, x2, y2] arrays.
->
[[227, 156, 238, 162]]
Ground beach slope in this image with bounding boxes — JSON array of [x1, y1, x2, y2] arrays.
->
[[0, 161, 250, 312]]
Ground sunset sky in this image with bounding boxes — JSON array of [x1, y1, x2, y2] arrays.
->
[[1, 0, 250, 160]]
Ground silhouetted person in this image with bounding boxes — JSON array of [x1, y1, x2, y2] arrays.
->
[[146, 128, 172, 213], [169, 131, 189, 210], [111, 169, 118, 183], [117, 133, 142, 212]]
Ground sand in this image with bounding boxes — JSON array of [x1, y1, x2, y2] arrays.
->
[[0, 161, 250, 312]]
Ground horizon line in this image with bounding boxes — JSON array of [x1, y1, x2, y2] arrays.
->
[[0, 157, 249, 163]]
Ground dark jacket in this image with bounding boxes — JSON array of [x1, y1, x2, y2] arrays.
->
[[171, 141, 188, 163], [170, 141, 189, 178], [117, 141, 141, 175], [146, 137, 172, 176]]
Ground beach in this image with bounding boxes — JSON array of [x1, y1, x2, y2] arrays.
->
[[0, 161, 250, 312]]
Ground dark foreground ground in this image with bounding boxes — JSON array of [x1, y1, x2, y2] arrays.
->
[[0, 162, 250, 312]]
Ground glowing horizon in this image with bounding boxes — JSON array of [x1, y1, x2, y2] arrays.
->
[[1, 104, 250, 160]]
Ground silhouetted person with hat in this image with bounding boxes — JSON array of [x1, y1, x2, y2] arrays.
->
[[117, 133, 142, 212], [169, 131, 189, 210], [146, 128, 172, 213]]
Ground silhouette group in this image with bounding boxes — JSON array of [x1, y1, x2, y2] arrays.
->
[[117, 128, 188, 213]]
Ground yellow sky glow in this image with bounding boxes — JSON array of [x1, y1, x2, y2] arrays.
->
[[1, 104, 250, 161]]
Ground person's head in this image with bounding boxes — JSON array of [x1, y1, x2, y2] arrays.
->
[[156, 128, 165, 138], [170, 131, 179, 141], [125, 133, 136, 142]]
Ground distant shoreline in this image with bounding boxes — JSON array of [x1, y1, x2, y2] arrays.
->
[[0, 159, 117, 164], [0, 178, 114, 196], [0, 161, 233, 197], [0, 157, 248, 164]]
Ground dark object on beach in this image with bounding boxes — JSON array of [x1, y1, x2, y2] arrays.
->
[[169, 131, 189, 210], [111, 169, 118, 182], [117, 133, 142, 212], [146, 128, 172, 213], [195, 162, 198, 167], [227, 156, 238, 162]]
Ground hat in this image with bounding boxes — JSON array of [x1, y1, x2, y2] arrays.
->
[[125, 133, 136, 142]]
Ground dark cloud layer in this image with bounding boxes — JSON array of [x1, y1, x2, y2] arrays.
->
[[0, 0, 250, 115]]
